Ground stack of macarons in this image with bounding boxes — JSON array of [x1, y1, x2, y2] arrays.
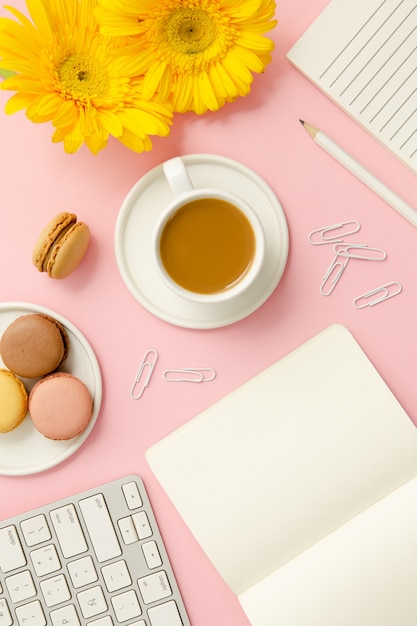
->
[[0, 313, 93, 440]]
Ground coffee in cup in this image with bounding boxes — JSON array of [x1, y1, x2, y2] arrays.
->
[[153, 157, 265, 304]]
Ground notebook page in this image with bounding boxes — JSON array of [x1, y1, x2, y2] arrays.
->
[[239, 475, 417, 626], [287, 0, 417, 174], [147, 325, 417, 597]]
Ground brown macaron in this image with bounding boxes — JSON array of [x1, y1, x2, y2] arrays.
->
[[32, 212, 90, 279], [0, 314, 69, 378], [29, 372, 93, 440], [0, 369, 28, 433]]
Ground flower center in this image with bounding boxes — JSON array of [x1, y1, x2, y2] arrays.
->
[[165, 7, 217, 55], [58, 54, 109, 101]]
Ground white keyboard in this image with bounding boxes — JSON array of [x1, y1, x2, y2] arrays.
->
[[0, 476, 191, 626]]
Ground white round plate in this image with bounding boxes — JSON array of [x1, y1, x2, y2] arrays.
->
[[0, 303, 102, 476], [115, 154, 289, 329]]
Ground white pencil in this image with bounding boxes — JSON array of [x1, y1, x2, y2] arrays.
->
[[299, 120, 417, 229]]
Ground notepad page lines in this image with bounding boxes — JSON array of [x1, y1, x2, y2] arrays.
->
[[319, 0, 417, 166]]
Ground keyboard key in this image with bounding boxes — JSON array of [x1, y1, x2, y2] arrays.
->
[[148, 601, 183, 626], [20, 515, 51, 547], [50, 604, 81, 626], [40, 574, 71, 607], [15, 600, 46, 626], [0, 599, 13, 626], [30, 544, 60, 577], [132, 512, 152, 540], [67, 556, 98, 589], [79, 494, 121, 563], [50, 505, 88, 558], [122, 482, 143, 510], [102, 560, 131, 592], [117, 517, 138, 545], [137, 571, 172, 604], [141, 541, 162, 569], [77, 586, 107, 619], [5, 570, 36, 603], [111, 590, 141, 622], [86, 617, 112, 626], [0, 525, 26, 573]]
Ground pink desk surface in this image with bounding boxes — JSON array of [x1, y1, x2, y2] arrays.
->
[[2, 1, 417, 624]]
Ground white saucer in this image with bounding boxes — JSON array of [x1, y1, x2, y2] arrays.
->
[[115, 154, 289, 329], [0, 303, 102, 476]]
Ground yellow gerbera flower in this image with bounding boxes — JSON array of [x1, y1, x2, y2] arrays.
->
[[96, 0, 277, 115], [0, 0, 173, 154]]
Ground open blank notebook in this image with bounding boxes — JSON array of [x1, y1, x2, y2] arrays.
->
[[147, 325, 417, 625], [287, 0, 417, 174]]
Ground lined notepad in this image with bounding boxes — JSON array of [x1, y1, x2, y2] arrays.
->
[[287, 0, 417, 174]]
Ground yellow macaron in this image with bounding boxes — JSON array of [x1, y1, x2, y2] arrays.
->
[[32, 212, 90, 279], [0, 369, 28, 433]]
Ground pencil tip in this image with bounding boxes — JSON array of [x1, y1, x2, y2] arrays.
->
[[299, 119, 305, 125]]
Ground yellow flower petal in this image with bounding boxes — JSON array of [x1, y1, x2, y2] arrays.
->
[[233, 42, 269, 73], [63, 131, 84, 154], [32, 92, 62, 117], [171, 73, 193, 112], [237, 31, 275, 54], [1, 76, 41, 93], [4, 92, 34, 113], [52, 100, 79, 129], [142, 60, 168, 100], [221, 49, 254, 91], [197, 71, 222, 113], [96, 109, 124, 137], [119, 128, 153, 153], [118, 107, 171, 137], [208, 62, 238, 99], [85, 123, 108, 155], [52, 121, 84, 153]]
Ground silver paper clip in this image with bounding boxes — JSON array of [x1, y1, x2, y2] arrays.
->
[[130, 349, 158, 399], [353, 282, 402, 309], [334, 243, 387, 261], [320, 254, 350, 295], [309, 220, 360, 245], [163, 368, 216, 383]]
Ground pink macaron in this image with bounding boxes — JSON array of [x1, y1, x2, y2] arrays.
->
[[29, 372, 93, 440]]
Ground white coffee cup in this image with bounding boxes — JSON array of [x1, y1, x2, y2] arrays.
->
[[153, 156, 266, 304]]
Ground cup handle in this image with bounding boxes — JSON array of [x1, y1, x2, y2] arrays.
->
[[163, 157, 194, 197]]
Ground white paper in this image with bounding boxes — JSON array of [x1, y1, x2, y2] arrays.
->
[[239, 475, 417, 626], [287, 0, 417, 173], [146, 325, 417, 597]]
